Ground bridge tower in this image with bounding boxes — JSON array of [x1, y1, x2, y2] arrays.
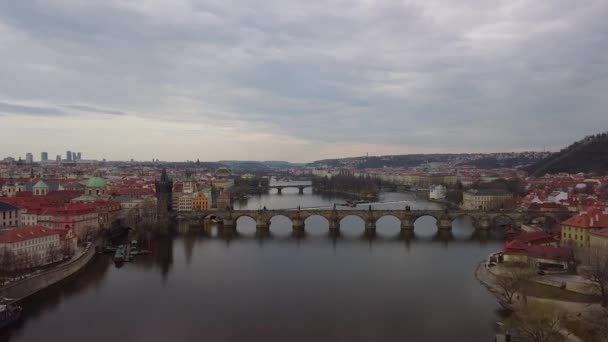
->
[[155, 168, 173, 220]]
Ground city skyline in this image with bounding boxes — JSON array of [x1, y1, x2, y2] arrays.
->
[[1, 1, 608, 162]]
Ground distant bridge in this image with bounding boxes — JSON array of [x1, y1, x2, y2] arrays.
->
[[263, 182, 313, 194], [177, 207, 569, 236]]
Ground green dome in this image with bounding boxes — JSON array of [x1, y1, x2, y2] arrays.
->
[[86, 176, 108, 188], [33, 180, 48, 188]]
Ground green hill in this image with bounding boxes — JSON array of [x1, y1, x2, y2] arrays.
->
[[527, 132, 608, 176]]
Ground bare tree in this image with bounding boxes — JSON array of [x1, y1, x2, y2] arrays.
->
[[495, 262, 536, 306], [577, 247, 608, 307], [61, 242, 75, 259], [48, 244, 61, 264], [509, 304, 568, 342], [0, 248, 15, 280]]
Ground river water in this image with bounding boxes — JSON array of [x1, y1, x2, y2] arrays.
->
[[1, 188, 505, 342]]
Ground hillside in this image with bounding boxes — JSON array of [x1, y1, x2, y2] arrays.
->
[[527, 132, 608, 176], [308, 152, 547, 169]]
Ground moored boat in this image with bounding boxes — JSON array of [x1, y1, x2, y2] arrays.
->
[[114, 245, 126, 264], [0, 303, 22, 329]]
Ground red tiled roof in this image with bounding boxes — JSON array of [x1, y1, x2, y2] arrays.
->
[[0, 226, 64, 243]]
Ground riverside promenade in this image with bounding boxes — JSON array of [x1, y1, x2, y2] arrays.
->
[[0, 240, 99, 304]]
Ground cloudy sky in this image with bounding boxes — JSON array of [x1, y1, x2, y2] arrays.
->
[[0, 1, 607, 162]]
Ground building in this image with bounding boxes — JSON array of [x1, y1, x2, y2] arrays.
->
[[429, 185, 447, 200], [217, 192, 232, 210], [176, 193, 194, 212], [560, 209, 608, 248], [33, 180, 49, 196], [56, 155, 61, 163], [155, 168, 173, 219], [76, 152, 82, 161], [66, 150, 72, 162], [589, 228, 608, 250], [25, 153, 33, 164], [38, 204, 99, 241], [215, 167, 232, 179], [461, 189, 514, 210], [0, 226, 75, 270], [0, 202, 20, 228], [192, 192, 210, 211], [503, 240, 572, 270], [41, 152, 48, 162], [72, 175, 109, 202]]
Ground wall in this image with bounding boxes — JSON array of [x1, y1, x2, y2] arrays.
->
[[0, 240, 98, 303]]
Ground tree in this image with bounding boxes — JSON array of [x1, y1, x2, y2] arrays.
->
[[577, 247, 608, 307], [495, 262, 536, 306], [509, 304, 568, 342], [0, 248, 15, 280], [48, 244, 61, 264], [62, 243, 75, 259]]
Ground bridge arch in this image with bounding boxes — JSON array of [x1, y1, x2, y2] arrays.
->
[[492, 214, 516, 228], [524, 213, 559, 227], [303, 215, 330, 235], [339, 215, 366, 236], [235, 215, 256, 235], [375, 215, 401, 237], [233, 214, 257, 223], [449, 214, 477, 238], [451, 213, 478, 226], [269, 214, 293, 236], [413, 214, 439, 236]]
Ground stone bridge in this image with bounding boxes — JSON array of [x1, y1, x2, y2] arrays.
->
[[264, 184, 312, 194], [178, 207, 569, 236]]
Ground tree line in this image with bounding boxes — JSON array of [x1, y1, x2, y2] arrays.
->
[[312, 175, 380, 197]]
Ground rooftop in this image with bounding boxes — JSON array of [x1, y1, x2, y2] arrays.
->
[[0, 225, 65, 244]]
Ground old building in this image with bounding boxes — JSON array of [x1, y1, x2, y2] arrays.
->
[[561, 209, 608, 247], [38, 204, 99, 241], [0, 226, 73, 269], [155, 168, 173, 218], [461, 189, 514, 210], [192, 192, 210, 211], [589, 228, 608, 250], [0, 202, 20, 228]]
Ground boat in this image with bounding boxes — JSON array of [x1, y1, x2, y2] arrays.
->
[[114, 245, 126, 264], [0, 303, 22, 329]]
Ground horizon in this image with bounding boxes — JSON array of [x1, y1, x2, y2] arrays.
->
[[2, 148, 553, 165]]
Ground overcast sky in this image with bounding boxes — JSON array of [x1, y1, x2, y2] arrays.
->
[[1, 1, 607, 162]]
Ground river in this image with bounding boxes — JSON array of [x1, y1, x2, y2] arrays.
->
[[1, 187, 505, 342]]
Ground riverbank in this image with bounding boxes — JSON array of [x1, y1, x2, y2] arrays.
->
[[475, 262, 602, 341], [0, 240, 99, 304]]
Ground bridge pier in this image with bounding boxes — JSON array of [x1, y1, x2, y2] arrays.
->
[[298, 186, 304, 194], [329, 219, 340, 235], [256, 216, 270, 233], [222, 218, 236, 233], [438, 217, 452, 231], [277, 187, 282, 195], [476, 217, 491, 230], [400, 219, 415, 236], [292, 217, 305, 233], [365, 220, 376, 236]]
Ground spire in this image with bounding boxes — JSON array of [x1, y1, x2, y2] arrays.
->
[[160, 168, 169, 182]]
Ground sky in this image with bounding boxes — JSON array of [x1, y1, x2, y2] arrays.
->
[[0, 0, 607, 162]]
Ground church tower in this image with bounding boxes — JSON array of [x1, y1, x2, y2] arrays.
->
[[155, 168, 173, 219]]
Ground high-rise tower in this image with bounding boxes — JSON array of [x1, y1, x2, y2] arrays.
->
[[155, 168, 173, 220]]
